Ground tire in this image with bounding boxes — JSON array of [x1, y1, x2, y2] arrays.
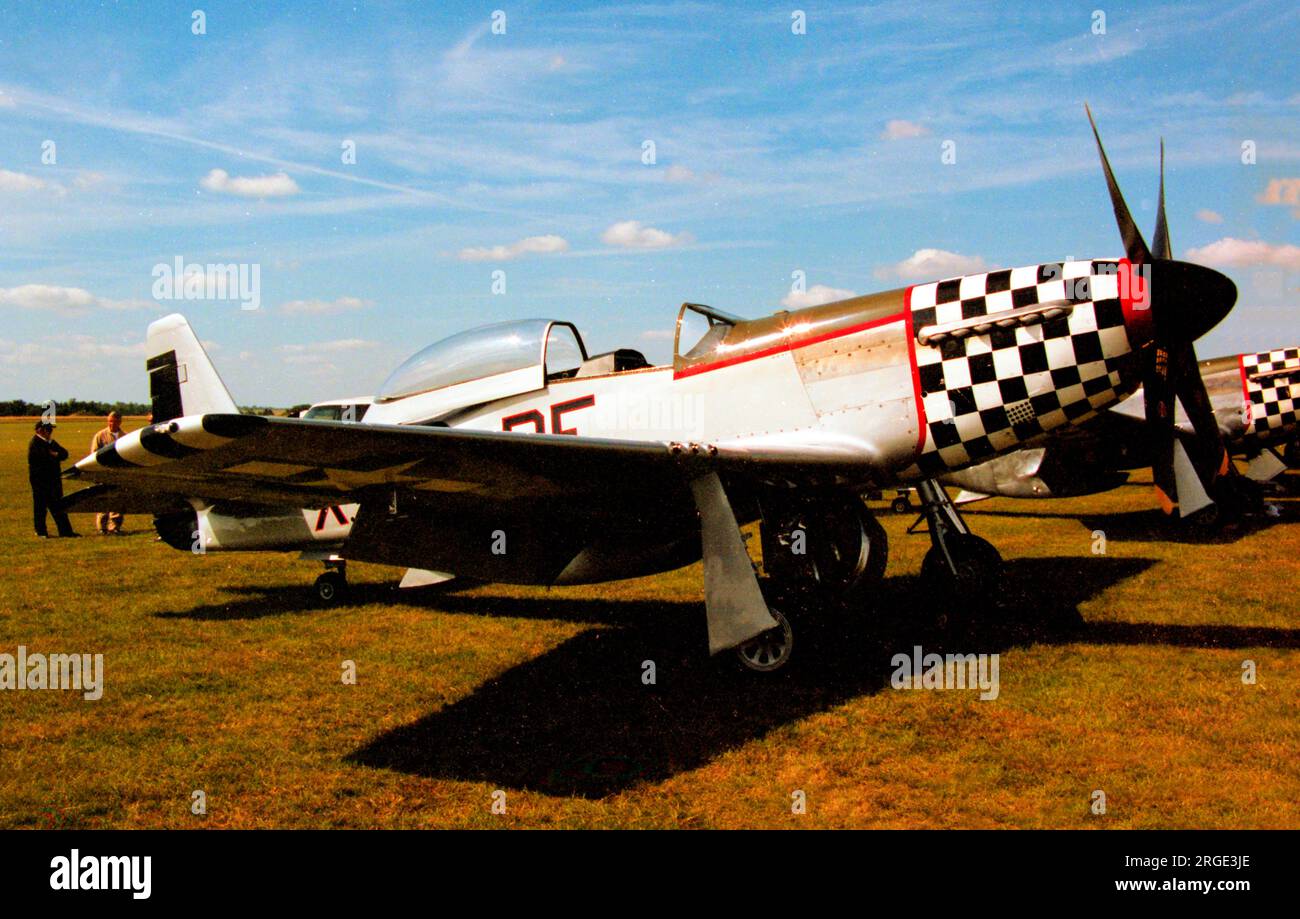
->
[[804, 499, 888, 604], [314, 571, 346, 604], [735, 606, 793, 673], [891, 496, 911, 514]]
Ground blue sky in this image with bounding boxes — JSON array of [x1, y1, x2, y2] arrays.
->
[[1, 0, 1296, 405]]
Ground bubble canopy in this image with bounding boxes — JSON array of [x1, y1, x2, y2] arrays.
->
[[375, 319, 586, 403]]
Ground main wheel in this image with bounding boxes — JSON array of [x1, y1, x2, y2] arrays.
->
[[314, 570, 347, 604], [820, 501, 886, 603], [735, 607, 793, 673], [768, 497, 888, 605]]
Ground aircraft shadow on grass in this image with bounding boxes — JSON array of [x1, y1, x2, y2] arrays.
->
[[958, 468, 1300, 545], [343, 554, 1300, 799], [962, 503, 1296, 545], [151, 585, 372, 621], [151, 580, 678, 624]]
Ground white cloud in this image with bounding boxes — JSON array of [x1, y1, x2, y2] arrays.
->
[[0, 90, 14, 109], [874, 249, 987, 281], [0, 334, 145, 366], [601, 220, 691, 249], [0, 168, 52, 193], [664, 164, 696, 183], [200, 168, 300, 198], [0, 284, 152, 312], [1195, 209, 1224, 224], [1184, 238, 1300, 271], [457, 234, 570, 261], [882, 119, 929, 140], [782, 284, 856, 308], [0, 339, 46, 366], [276, 339, 378, 364], [278, 339, 377, 353], [66, 335, 147, 358], [280, 296, 373, 314], [1257, 177, 1300, 211], [0, 167, 95, 197]]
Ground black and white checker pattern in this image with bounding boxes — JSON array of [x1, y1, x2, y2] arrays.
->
[[908, 260, 1134, 476], [1243, 347, 1299, 436]]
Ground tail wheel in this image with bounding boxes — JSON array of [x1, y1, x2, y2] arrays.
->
[[314, 570, 347, 604], [735, 607, 793, 673]]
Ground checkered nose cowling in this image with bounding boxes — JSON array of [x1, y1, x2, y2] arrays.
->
[[906, 259, 1139, 477], [1242, 347, 1299, 438]]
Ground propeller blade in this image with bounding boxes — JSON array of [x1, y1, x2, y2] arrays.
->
[[1170, 343, 1227, 481], [1171, 439, 1216, 519], [1168, 342, 1262, 521], [1084, 110, 1247, 522], [1085, 103, 1152, 265], [1159, 340, 1258, 522], [1142, 345, 1180, 515], [1152, 139, 1172, 260]]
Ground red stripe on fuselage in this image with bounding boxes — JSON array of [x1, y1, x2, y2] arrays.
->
[[903, 286, 926, 457], [672, 311, 905, 379]]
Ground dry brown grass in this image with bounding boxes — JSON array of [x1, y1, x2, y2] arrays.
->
[[1, 417, 1297, 828]]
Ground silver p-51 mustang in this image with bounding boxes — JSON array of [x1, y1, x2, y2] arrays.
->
[[66, 112, 1241, 671]]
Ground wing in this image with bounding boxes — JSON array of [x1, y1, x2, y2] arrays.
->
[[58, 482, 192, 515], [69, 414, 867, 509]]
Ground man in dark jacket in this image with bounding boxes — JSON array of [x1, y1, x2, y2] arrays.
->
[[28, 420, 78, 538]]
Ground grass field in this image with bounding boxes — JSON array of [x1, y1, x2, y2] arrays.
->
[[1, 415, 1297, 829]]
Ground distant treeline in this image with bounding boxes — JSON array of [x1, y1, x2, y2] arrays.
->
[[0, 399, 288, 417]]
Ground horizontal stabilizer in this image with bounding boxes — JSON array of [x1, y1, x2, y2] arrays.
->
[[1245, 448, 1288, 483], [399, 568, 456, 589]]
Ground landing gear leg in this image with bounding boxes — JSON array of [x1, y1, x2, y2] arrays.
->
[[314, 558, 348, 604], [916, 479, 1003, 613], [687, 472, 791, 673]]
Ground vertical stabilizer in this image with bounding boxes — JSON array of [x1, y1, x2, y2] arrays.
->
[[145, 314, 238, 420]]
